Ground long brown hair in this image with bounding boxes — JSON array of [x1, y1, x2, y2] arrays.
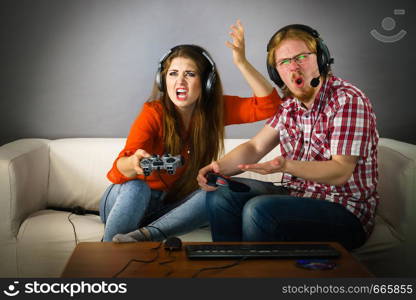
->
[[148, 45, 224, 202]]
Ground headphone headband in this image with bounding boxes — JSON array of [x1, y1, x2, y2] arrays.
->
[[155, 44, 217, 97], [266, 24, 333, 88]]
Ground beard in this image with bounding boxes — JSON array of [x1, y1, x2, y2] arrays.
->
[[293, 86, 316, 102], [287, 71, 318, 102], [284, 80, 316, 102]]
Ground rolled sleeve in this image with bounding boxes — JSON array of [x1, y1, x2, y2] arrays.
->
[[224, 89, 281, 125]]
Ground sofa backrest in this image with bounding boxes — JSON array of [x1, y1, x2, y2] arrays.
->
[[47, 139, 124, 210], [46, 138, 282, 211]]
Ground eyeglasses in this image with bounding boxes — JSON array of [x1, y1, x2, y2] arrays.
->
[[276, 52, 314, 68]]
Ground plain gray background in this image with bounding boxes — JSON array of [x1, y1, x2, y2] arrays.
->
[[1, 0, 415, 146]]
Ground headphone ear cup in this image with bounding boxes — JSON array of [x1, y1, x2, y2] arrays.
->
[[155, 66, 163, 91], [316, 39, 331, 76], [205, 71, 216, 97], [267, 61, 284, 88]]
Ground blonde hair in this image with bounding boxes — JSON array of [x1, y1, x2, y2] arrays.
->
[[267, 28, 318, 69]]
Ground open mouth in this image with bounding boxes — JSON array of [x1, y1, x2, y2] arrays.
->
[[176, 88, 188, 100], [293, 76, 304, 88]]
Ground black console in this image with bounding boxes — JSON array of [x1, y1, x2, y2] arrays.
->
[[185, 243, 340, 259]]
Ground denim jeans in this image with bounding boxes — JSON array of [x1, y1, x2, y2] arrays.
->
[[99, 180, 208, 241], [206, 178, 366, 250]]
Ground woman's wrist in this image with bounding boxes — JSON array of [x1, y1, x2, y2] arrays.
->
[[235, 58, 249, 69]]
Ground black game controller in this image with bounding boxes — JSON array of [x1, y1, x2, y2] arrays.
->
[[206, 172, 250, 193], [140, 154, 184, 176]]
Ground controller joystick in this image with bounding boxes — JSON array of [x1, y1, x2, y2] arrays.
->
[[206, 172, 250, 193]]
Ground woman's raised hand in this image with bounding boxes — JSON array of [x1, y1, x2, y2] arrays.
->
[[226, 20, 247, 67]]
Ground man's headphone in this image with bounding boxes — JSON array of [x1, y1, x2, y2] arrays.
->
[[155, 44, 217, 97], [266, 24, 334, 88]]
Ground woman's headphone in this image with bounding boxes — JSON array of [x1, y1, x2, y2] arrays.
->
[[155, 44, 217, 97], [266, 24, 334, 88]]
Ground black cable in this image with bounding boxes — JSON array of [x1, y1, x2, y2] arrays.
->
[[112, 241, 163, 278], [271, 180, 291, 186], [157, 170, 170, 190], [134, 225, 177, 276], [134, 225, 175, 276], [102, 184, 116, 221], [143, 170, 169, 192], [146, 225, 168, 240], [158, 250, 176, 277], [67, 213, 78, 245], [191, 257, 247, 278], [303, 80, 327, 160]]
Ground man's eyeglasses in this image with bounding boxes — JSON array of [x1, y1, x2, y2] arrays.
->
[[276, 52, 315, 68]]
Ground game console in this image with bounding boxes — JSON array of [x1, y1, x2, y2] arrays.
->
[[140, 154, 184, 176]]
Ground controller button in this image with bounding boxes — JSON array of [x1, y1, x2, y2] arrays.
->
[[216, 178, 228, 186]]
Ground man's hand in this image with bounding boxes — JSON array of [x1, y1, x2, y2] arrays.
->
[[238, 156, 286, 175], [197, 161, 221, 191], [226, 20, 247, 67]]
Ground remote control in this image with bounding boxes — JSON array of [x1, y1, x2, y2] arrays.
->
[[206, 172, 250, 192]]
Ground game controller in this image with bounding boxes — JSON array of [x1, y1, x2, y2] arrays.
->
[[140, 154, 184, 176], [206, 172, 250, 192]]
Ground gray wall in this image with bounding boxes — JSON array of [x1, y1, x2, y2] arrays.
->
[[1, 0, 415, 145]]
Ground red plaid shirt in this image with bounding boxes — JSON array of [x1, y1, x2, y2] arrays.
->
[[267, 76, 379, 236]]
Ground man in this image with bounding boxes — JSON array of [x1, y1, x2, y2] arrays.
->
[[197, 24, 379, 250]]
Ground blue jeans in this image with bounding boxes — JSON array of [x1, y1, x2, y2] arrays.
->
[[99, 180, 208, 241], [206, 178, 366, 250]]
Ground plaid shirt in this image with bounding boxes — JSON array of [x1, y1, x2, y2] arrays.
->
[[267, 76, 379, 236]]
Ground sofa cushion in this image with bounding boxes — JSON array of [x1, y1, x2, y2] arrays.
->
[[17, 210, 103, 277], [353, 215, 401, 256]]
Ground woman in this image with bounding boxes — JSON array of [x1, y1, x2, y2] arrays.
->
[[100, 21, 281, 242]]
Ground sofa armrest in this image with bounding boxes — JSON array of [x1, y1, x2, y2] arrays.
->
[[377, 138, 416, 241], [0, 139, 51, 239]]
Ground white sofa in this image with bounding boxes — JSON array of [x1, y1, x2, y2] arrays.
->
[[1, 138, 415, 277]]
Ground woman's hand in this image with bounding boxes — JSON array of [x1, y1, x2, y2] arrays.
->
[[129, 149, 151, 175], [226, 20, 247, 67], [225, 20, 273, 97]]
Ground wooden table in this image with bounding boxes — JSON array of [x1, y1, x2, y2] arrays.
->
[[61, 242, 372, 278]]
